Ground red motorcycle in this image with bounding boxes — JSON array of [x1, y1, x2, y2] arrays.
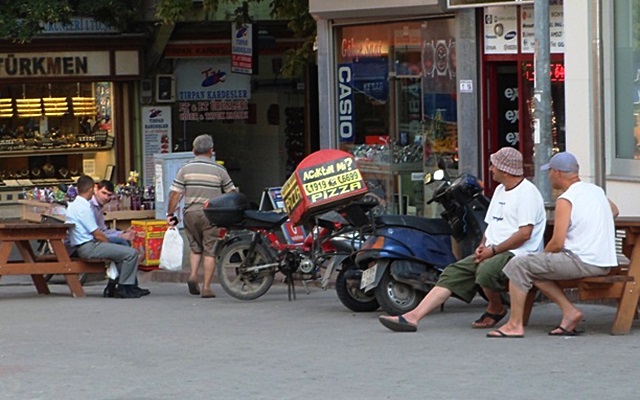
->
[[204, 191, 376, 303]]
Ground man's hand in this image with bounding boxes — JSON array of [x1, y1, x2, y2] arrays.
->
[[474, 244, 494, 263], [167, 215, 179, 226], [119, 229, 136, 242]]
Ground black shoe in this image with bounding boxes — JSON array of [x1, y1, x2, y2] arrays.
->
[[103, 280, 117, 298], [114, 285, 143, 299], [130, 286, 150, 296]]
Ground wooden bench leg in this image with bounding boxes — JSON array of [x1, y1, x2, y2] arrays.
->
[[31, 274, 50, 295], [610, 281, 639, 335], [522, 288, 538, 326], [64, 274, 86, 298]]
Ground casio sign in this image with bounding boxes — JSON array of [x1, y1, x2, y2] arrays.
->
[[337, 65, 354, 142]]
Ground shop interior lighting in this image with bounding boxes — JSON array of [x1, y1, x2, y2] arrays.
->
[[16, 98, 43, 118], [42, 97, 69, 117], [0, 98, 14, 118], [71, 97, 96, 116]]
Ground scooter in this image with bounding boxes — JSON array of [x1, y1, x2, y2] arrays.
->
[[345, 169, 489, 315]]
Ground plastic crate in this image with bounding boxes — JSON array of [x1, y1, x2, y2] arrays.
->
[[131, 220, 168, 270]]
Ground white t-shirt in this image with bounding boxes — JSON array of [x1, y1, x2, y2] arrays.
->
[[559, 181, 617, 266], [484, 178, 546, 257]]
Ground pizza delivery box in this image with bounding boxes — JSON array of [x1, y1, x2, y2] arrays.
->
[[282, 149, 368, 225]]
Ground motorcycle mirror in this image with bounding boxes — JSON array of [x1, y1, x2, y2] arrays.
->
[[433, 169, 445, 181]]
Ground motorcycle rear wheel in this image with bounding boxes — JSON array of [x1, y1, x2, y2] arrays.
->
[[375, 269, 425, 316], [335, 266, 379, 312], [217, 239, 275, 300]]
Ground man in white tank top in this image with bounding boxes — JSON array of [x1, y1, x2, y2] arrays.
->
[[488, 152, 619, 338]]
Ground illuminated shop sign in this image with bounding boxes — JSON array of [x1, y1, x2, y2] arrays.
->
[[523, 62, 565, 82], [341, 38, 386, 62]]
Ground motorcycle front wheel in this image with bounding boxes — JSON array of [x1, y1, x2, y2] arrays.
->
[[375, 269, 425, 316], [216, 238, 275, 300], [335, 265, 379, 312]]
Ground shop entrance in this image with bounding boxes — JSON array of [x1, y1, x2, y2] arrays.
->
[[483, 60, 565, 194]]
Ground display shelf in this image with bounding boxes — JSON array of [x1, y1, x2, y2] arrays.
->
[[356, 160, 423, 174], [0, 144, 113, 158]]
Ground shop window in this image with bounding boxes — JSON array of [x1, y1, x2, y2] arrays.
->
[[614, 0, 640, 170], [334, 19, 457, 215]]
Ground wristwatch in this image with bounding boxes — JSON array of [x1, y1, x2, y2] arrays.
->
[[166, 212, 174, 217]]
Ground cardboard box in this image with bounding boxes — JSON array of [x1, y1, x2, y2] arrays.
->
[[131, 220, 168, 270]]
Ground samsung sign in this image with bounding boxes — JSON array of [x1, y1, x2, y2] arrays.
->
[[337, 64, 354, 142], [446, 0, 534, 9]]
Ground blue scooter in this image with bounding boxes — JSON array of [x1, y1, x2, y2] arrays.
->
[[347, 169, 489, 315]]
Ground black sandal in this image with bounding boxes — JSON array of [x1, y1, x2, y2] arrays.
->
[[187, 280, 200, 296], [472, 310, 507, 329]]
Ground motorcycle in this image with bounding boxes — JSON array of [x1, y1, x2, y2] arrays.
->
[[343, 169, 490, 315], [203, 191, 378, 303]]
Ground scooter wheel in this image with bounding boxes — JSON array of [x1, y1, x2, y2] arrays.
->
[[375, 270, 425, 316], [335, 266, 379, 312]]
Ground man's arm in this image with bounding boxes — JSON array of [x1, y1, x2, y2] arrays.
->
[[608, 199, 619, 219], [91, 199, 121, 238], [475, 225, 534, 262], [118, 227, 136, 242], [166, 190, 183, 225], [91, 228, 109, 243], [545, 198, 571, 253], [493, 224, 534, 254]]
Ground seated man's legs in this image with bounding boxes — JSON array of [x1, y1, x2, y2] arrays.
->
[[491, 252, 610, 337], [76, 241, 140, 286], [472, 252, 513, 327], [379, 255, 480, 331], [108, 236, 131, 247]]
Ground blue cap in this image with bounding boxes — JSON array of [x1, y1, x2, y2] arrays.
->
[[540, 152, 579, 172]]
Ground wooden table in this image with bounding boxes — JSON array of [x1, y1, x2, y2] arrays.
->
[[0, 222, 106, 297], [18, 199, 156, 229], [610, 217, 640, 334]]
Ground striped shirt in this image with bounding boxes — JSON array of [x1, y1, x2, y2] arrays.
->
[[170, 155, 236, 213]]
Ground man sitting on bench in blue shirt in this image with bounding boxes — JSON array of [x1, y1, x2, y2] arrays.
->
[[66, 175, 149, 299]]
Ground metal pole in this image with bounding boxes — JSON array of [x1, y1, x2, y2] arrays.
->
[[533, 0, 552, 204], [592, 0, 605, 189]]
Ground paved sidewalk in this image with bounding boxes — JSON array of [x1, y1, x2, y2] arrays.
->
[[0, 277, 638, 399]]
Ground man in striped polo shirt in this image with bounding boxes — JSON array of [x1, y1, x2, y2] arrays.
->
[[166, 134, 236, 298]]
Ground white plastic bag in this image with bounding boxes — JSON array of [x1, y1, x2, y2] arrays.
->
[[106, 261, 119, 279], [159, 227, 184, 271]]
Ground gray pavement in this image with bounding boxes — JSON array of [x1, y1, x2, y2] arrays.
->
[[0, 277, 639, 400]]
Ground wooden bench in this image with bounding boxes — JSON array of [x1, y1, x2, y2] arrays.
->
[[0, 222, 110, 297], [522, 218, 640, 335]]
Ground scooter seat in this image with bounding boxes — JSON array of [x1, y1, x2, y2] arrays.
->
[[243, 210, 289, 229], [375, 215, 452, 236]]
